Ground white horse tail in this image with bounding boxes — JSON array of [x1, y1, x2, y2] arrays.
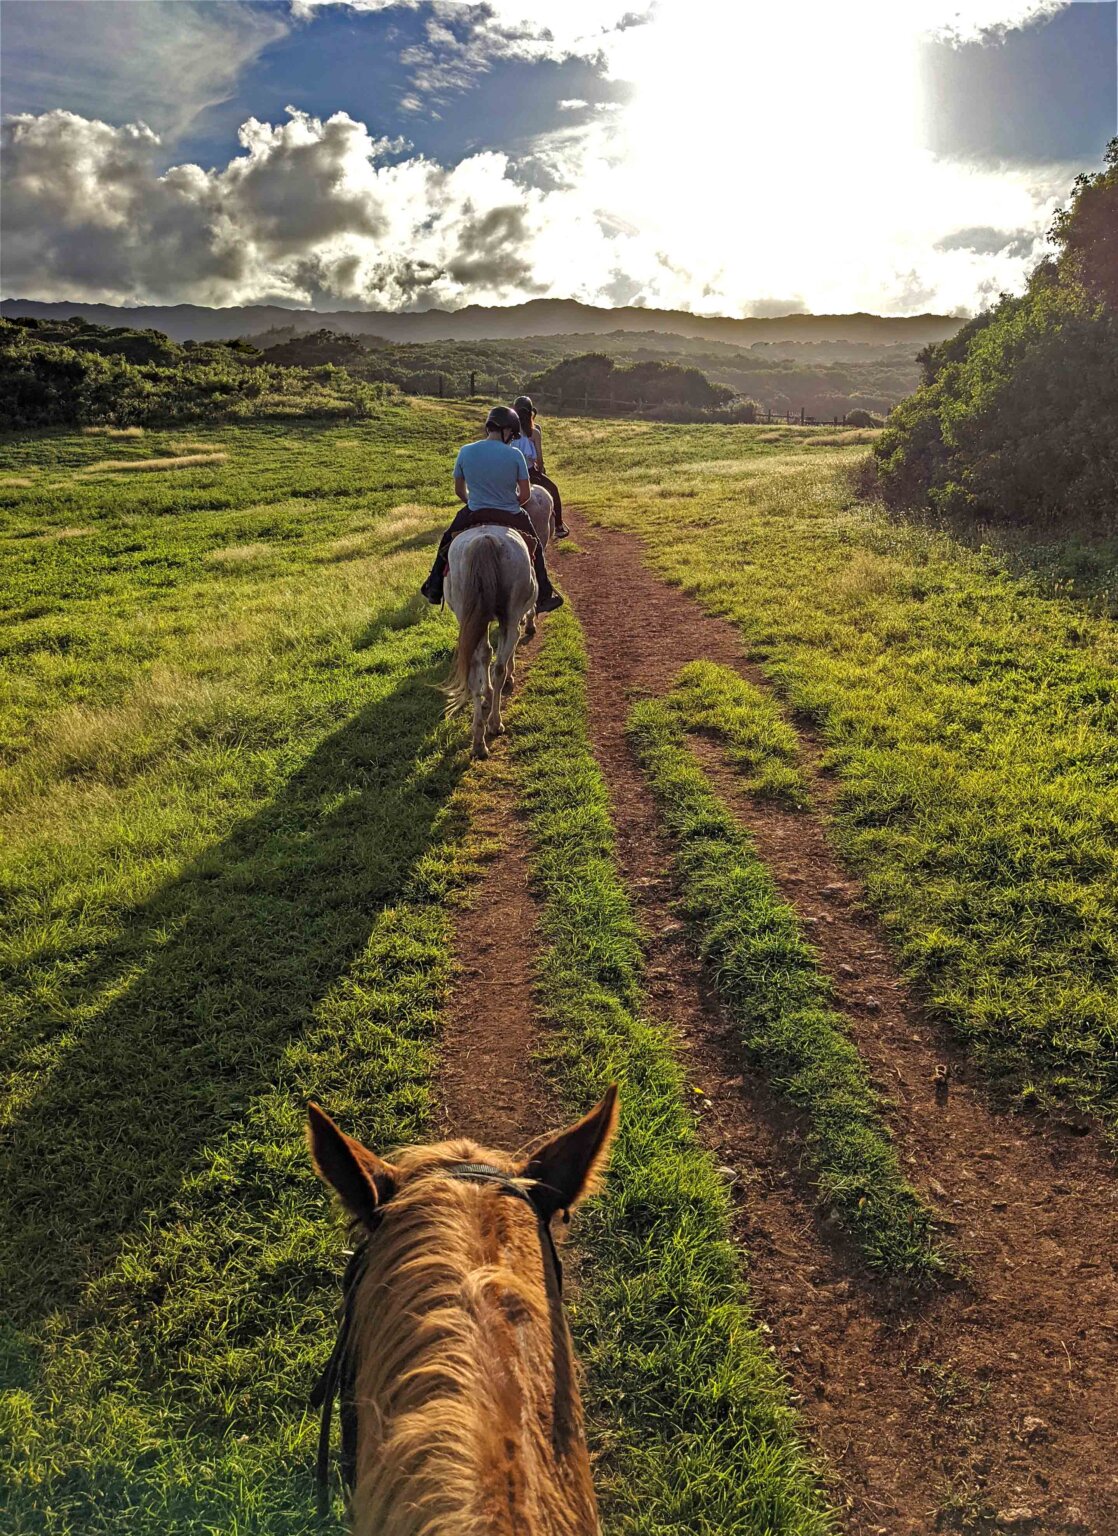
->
[[446, 536, 503, 712]]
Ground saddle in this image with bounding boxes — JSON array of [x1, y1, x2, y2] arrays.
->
[[447, 506, 537, 559]]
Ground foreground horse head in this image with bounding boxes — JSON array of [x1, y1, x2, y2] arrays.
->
[[444, 525, 536, 758], [307, 1086, 619, 1536]]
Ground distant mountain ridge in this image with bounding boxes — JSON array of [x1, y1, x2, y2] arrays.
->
[[0, 297, 963, 348]]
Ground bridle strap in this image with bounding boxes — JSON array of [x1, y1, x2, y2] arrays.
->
[[310, 1240, 368, 1516], [311, 1163, 567, 1513]]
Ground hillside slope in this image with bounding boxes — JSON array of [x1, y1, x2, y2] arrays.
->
[[0, 296, 963, 348]]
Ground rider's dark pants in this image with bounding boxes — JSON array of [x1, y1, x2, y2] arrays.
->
[[529, 467, 563, 522], [425, 506, 555, 601]]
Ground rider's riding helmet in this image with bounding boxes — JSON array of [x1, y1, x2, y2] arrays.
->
[[513, 394, 535, 439], [485, 405, 521, 438]]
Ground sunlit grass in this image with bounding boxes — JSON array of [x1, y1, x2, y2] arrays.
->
[[509, 613, 833, 1534], [628, 671, 945, 1281], [78, 452, 229, 474], [550, 416, 1118, 1132], [0, 409, 485, 1534]]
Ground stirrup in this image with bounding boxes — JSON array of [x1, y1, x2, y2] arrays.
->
[[537, 592, 564, 613], [554, 524, 571, 537]]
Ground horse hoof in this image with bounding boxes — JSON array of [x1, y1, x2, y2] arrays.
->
[[473, 741, 489, 759], [524, 622, 536, 640]]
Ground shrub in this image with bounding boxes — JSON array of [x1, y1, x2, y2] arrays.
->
[[526, 352, 733, 411], [641, 399, 762, 424], [0, 318, 398, 430], [844, 408, 877, 428], [874, 140, 1118, 529]]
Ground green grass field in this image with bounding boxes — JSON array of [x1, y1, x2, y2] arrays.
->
[[2, 405, 1117, 1531], [1, 408, 490, 1531], [627, 665, 945, 1282], [553, 418, 1118, 1133]]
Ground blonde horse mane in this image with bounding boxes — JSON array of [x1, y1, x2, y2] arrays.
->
[[344, 1138, 595, 1536], [307, 1090, 617, 1534]]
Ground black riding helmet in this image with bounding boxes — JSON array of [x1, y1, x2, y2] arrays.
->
[[485, 404, 521, 437], [513, 395, 534, 415]]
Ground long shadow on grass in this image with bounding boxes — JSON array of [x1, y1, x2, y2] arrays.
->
[[1, 665, 463, 1323]]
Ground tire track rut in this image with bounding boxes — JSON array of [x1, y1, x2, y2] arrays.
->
[[556, 521, 1118, 1535]]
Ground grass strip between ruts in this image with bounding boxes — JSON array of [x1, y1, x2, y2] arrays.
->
[[663, 660, 810, 809], [508, 610, 833, 1536], [626, 671, 947, 1283], [551, 420, 1118, 1135]]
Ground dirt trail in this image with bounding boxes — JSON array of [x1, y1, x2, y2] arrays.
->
[[433, 784, 556, 1151], [555, 523, 1118, 1536]]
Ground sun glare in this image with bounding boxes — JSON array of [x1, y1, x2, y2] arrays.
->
[[612, 5, 925, 309], [593, 1, 1056, 314]]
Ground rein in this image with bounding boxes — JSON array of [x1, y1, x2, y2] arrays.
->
[[310, 1162, 569, 1514]]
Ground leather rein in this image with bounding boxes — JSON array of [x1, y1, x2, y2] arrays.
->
[[310, 1162, 568, 1514]]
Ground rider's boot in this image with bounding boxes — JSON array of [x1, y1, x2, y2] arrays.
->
[[533, 551, 564, 613], [420, 553, 445, 605]]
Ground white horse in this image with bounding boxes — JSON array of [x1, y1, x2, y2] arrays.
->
[[523, 483, 554, 640], [445, 525, 536, 758]]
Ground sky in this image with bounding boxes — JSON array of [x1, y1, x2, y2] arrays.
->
[[1, 0, 1115, 317]]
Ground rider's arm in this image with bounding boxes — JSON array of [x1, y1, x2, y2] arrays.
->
[[454, 473, 467, 502], [533, 426, 544, 474], [516, 477, 531, 506]]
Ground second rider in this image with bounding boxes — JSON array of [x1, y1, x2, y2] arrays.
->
[[420, 405, 564, 611]]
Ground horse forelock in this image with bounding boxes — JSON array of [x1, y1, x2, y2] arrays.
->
[[347, 1141, 594, 1536]]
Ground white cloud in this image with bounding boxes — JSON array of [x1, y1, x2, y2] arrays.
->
[[289, 0, 1074, 96], [516, 0, 1082, 315], [1, 0, 288, 141], [1, 3, 1090, 316], [0, 107, 559, 307], [291, 0, 648, 62]]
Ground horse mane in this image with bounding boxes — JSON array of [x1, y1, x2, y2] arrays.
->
[[346, 1138, 593, 1536]]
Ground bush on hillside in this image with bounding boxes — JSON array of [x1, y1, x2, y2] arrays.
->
[[258, 328, 382, 369], [641, 399, 762, 423], [844, 408, 879, 428], [874, 140, 1118, 527], [526, 351, 734, 410], [0, 318, 397, 430]]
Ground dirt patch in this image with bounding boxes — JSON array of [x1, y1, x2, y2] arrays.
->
[[433, 645, 557, 1156], [556, 522, 1118, 1535]]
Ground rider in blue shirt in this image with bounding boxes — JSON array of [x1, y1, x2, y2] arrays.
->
[[421, 406, 563, 610]]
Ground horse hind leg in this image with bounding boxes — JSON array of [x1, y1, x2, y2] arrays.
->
[[487, 651, 508, 734], [488, 621, 520, 732], [470, 636, 492, 758]]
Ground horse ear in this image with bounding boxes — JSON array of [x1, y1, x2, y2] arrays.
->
[[306, 1102, 397, 1228], [521, 1084, 619, 1212]]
